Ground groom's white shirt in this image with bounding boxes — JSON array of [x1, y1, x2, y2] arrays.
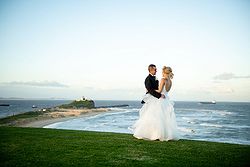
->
[[149, 73, 155, 76]]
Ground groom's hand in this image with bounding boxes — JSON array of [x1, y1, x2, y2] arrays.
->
[[161, 94, 166, 99]]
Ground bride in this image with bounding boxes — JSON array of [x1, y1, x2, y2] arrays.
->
[[132, 66, 180, 141]]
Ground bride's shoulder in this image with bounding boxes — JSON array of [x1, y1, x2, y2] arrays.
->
[[160, 77, 166, 83]]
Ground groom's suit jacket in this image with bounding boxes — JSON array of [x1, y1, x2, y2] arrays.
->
[[141, 74, 161, 104]]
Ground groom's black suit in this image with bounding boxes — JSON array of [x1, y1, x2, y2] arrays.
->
[[141, 74, 161, 104]]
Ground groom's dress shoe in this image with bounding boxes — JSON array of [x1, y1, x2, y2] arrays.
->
[[141, 100, 145, 104]]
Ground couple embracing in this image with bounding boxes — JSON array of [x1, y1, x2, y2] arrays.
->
[[131, 64, 180, 141]]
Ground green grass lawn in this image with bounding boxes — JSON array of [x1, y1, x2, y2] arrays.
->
[[0, 127, 249, 167]]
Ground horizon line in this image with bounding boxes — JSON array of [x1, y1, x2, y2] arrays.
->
[[0, 97, 249, 103]]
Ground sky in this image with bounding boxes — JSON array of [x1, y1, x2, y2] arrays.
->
[[0, 0, 249, 101]]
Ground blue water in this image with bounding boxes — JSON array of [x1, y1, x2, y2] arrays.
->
[[1, 100, 250, 145]]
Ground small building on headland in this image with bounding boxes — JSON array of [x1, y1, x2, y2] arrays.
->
[[76, 96, 90, 102]]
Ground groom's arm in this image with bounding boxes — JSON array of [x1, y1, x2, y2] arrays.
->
[[145, 77, 161, 99]]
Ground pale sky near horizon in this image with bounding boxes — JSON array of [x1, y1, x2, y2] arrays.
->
[[0, 0, 249, 101]]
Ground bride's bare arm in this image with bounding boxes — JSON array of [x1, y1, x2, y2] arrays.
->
[[165, 78, 172, 92], [156, 78, 166, 93]]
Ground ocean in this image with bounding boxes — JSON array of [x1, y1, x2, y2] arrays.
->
[[1, 100, 249, 145]]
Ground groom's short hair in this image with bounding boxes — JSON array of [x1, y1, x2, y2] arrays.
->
[[148, 64, 156, 72]]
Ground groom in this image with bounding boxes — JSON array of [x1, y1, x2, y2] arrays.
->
[[141, 64, 165, 104]]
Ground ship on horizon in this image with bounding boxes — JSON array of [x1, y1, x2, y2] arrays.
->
[[198, 100, 216, 104]]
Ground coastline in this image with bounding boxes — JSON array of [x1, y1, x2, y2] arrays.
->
[[20, 111, 102, 128], [0, 108, 111, 128], [1, 101, 249, 146]]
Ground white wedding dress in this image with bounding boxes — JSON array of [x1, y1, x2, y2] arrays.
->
[[131, 83, 180, 141]]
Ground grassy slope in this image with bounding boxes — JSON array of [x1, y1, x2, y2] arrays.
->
[[0, 111, 44, 125], [0, 127, 249, 167]]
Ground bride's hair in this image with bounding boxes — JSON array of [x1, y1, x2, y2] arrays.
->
[[162, 66, 174, 79]]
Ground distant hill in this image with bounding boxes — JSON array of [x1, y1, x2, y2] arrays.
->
[[58, 97, 95, 109], [0, 97, 24, 100]]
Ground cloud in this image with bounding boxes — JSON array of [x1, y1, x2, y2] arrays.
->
[[1, 81, 69, 88], [213, 73, 250, 80]]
